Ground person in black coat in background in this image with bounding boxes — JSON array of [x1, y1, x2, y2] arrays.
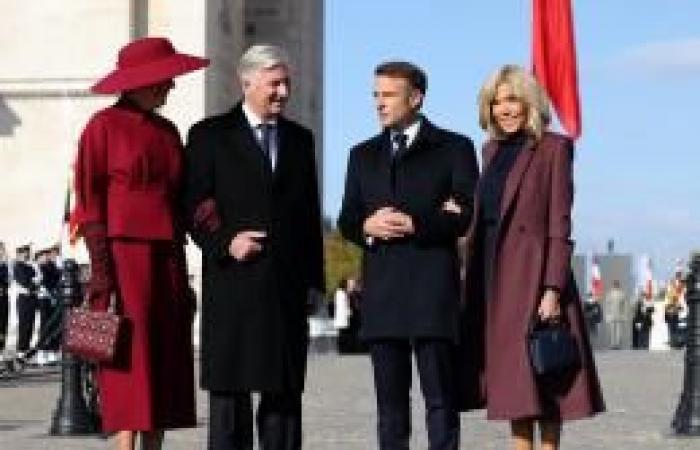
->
[[184, 44, 323, 450], [338, 61, 479, 450], [13, 244, 39, 358], [36, 245, 62, 365], [0, 242, 10, 358], [632, 293, 653, 349]]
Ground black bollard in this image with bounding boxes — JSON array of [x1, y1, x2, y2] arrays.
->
[[50, 259, 99, 435], [672, 253, 700, 435]]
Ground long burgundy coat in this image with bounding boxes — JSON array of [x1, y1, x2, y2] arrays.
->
[[73, 101, 195, 431], [459, 131, 605, 421]]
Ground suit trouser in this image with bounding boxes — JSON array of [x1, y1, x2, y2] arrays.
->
[[0, 293, 8, 351], [208, 390, 302, 450], [369, 339, 459, 450], [16, 293, 37, 352], [608, 320, 624, 349], [38, 297, 61, 351]]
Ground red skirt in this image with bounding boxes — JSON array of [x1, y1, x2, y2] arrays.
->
[[94, 239, 196, 432]]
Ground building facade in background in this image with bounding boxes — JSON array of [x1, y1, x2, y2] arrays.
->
[[0, 0, 323, 257]]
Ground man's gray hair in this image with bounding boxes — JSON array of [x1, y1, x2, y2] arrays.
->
[[237, 44, 291, 79]]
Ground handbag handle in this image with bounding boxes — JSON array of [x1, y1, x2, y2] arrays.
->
[[79, 291, 118, 314], [528, 313, 570, 336]]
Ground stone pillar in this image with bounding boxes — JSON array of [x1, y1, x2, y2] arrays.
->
[[205, 0, 245, 116]]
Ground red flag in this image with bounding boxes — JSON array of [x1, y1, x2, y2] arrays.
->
[[591, 257, 603, 300], [532, 0, 581, 139]]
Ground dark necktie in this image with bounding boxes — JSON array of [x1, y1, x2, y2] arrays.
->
[[392, 132, 408, 157], [258, 123, 274, 165]]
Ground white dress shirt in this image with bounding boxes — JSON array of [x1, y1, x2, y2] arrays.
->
[[390, 117, 422, 152], [242, 102, 279, 171]]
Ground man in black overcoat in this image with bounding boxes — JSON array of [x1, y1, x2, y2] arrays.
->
[[338, 61, 479, 450], [184, 44, 323, 450]]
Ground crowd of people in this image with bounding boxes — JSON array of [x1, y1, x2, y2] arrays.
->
[[4, 36, 611, 450], [0, 240, 65, 366], [583, 269, 689, 351]]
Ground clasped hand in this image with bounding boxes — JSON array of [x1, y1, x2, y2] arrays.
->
[[229, 230, 267, 261], [538, 289, 562, 321], [363, 207, 414, 241]]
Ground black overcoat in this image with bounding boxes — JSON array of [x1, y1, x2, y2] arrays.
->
[[338, 119, 478, 339], [184, 103, 324, 392]]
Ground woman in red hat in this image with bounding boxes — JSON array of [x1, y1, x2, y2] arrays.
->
[[72, 37, 208, 450]]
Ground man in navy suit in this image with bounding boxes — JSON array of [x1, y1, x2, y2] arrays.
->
[[338, 61, 479, 450]]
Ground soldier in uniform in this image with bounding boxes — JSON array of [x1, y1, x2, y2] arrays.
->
[[13, 244, 39, 359], [0, 242, 10, 360], [36, 244, 62, 365]]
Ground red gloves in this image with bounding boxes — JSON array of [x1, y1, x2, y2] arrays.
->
[[81, 222, 115, 304]]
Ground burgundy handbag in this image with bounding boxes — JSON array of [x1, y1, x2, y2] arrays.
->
[[64, 294, 123, 363]]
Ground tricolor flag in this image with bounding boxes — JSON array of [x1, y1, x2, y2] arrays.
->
[[532, 0, 582, 139]]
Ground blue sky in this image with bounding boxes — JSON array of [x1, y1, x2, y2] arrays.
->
[[323, 0, 700, 281]]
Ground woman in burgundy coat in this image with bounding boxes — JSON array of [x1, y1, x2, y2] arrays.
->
[[72, 37, 207, 450], [460, 65, 605, 450]]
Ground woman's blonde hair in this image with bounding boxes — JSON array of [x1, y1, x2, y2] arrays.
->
[[478, 64, 551, 140]]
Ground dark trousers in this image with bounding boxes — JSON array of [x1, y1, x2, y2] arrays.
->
[[208, 391, 302, 450], [369, 339, 459, 450], [38, 297, 61, 351], [0, 293, 8, 351], [16, 293, 37, 352]]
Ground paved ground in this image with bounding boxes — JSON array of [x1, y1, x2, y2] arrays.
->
[[1, 349, 698, 449]]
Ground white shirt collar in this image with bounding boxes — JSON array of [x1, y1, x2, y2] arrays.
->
[[242, 102, 279, 171], [242, 102, 277, 129], [391, 117, 422, 149]]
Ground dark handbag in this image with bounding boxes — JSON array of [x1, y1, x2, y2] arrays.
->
[[528, 321, 580, 376], [64, 294, 123, 363]]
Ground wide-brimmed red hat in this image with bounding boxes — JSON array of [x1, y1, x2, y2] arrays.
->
[[91, 37, 209, 94]]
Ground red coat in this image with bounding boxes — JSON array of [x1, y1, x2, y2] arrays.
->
[[460, 132, 605, 421], [73, 101, 183, 239], [73, 101, 195, 431]]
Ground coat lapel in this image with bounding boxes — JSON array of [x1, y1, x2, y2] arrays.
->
[[499, 136, 536, 218], [226, 103, 274, 180], [365, 131, 394, 201], [272, 120, 291, 185], [376, 128, 392, 160], [373, 129, 393, 169]]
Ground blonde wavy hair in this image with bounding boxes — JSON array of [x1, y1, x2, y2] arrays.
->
[[478, 64, 551, 140]]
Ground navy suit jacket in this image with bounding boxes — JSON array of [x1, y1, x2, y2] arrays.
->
[[338, 118, 479, 339]]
